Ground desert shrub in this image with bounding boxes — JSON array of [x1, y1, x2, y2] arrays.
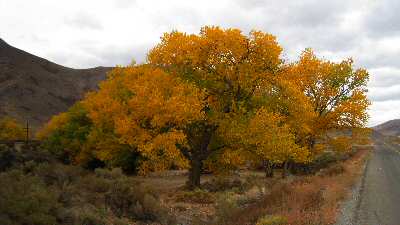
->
[[105, 177, 135, 217], [134, 190, 175, 224], [78, 174, 111, 194], [214, 191, 240, 225], [236, 194, 260, 207], [33, 162, 85, 186], [319, 163, 345, 177], [312, 152, 339, 168], [95, 167, 124, 180], [176, 189, 215, 204], [0, 170, 60, 225], [0, 143, 52, 172], [203, 176, 247, 193], [256, 215, 288, 225], [0, 144, 15, 171], [73, 205, 109, 225], [291, 152, 340, 175], [57, 205, 131, 225], [1, 159, 174, 225], [91, 168, 175, 224], [75, 169, 174, 224]]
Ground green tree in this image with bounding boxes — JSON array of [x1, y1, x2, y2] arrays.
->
[[37, 103, 92, 163]]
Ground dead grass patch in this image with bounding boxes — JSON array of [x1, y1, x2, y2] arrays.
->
[[176, 189, 216, 204], [223, 149, 369, 225]]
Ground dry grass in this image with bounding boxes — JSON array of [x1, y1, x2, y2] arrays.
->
[[224, 149, 370, 225], [130, 149, 369, 225]]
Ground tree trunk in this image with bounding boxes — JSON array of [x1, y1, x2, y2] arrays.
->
[[187, 158, 202, 190], [183, 123, 216, 190], [309, 136, 316, 152], [282, 161, 289, 179], [263, 160, 274, 177]]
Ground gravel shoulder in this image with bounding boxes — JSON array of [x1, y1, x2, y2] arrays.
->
[[335, 152, 369, 225]]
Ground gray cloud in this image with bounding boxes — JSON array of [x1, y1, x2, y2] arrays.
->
[[369, 67, 400, 88], [369, 85, 400, 101], [80, 44, 150, 67], [363, 0, 400, 38], [113, 0, 137, 8], [47, 39, 150, 69], [64, 12, 103, 30], [2, 0, 400, 125], [369, 100, 400, 126]]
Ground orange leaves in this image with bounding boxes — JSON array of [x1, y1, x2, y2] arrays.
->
[[248, 30, 283, 73], [36, 113, 69, 140], [219, 108, 311, 165], [83, 65, 205, 173], [247, 108, 311, 163], [330, 98, 370, 129], [126, 68, 205, 128], [148, 26, 282, 116], [148, 31, 200, 66], [39, 26, 371, 178], [328, 136, 352, 153], [138, 130, 189, 174], [284, 48, 370, 153]]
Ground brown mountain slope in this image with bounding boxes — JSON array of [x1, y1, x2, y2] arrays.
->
[[0, 38, 111, 131], [373, 119, 400, 137]]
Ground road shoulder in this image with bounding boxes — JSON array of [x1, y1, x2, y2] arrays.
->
[[335, 150, 370, 225]]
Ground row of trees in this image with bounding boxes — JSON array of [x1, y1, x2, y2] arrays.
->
[[38, 27, 370, 189]]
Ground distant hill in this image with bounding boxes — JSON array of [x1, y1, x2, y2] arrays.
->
[[373, 119, 400, 137], [0, 38, 111, 131]]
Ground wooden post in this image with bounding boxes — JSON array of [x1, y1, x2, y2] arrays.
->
[[25, 120, 29, 143]]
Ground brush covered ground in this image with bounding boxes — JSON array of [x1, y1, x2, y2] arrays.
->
[[147, 148, 370, 225], [0, 143, 369, 225]]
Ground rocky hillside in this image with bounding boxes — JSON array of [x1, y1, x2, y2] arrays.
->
[[373, 119, 400, 137], [0, 38, 110, 131]]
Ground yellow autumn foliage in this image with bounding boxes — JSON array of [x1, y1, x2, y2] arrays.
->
[[0, 117, 25, 141], [38, 26, 371, 187], [285, 49, 370, 152], [83, 65, 205, 174]]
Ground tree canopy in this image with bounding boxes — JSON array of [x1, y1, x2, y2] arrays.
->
[[38, 26, 370, 188]]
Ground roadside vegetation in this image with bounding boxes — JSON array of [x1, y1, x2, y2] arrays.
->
[[0, 141, 370, 225], [0, 26, 371, 225], [0, 144, 175, 225]]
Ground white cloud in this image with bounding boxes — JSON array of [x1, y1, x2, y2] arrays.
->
[[64, 12, 103, 30], [1, 0, 399, 125], [369, 100, 400, 126]]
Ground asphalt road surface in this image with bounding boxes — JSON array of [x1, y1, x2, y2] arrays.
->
[[355, 143, 400, 225]]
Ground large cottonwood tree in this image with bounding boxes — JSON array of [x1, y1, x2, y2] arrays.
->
[[147, 26, 285, 187], [38, 27, 370, 189]]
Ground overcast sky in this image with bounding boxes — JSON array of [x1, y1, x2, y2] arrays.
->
[[1, 0, 399, 126]]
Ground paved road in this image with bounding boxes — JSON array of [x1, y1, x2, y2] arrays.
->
[[355, 143, 400, 225]]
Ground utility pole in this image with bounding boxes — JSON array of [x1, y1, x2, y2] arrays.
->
[[25, 120, 29, 143]]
